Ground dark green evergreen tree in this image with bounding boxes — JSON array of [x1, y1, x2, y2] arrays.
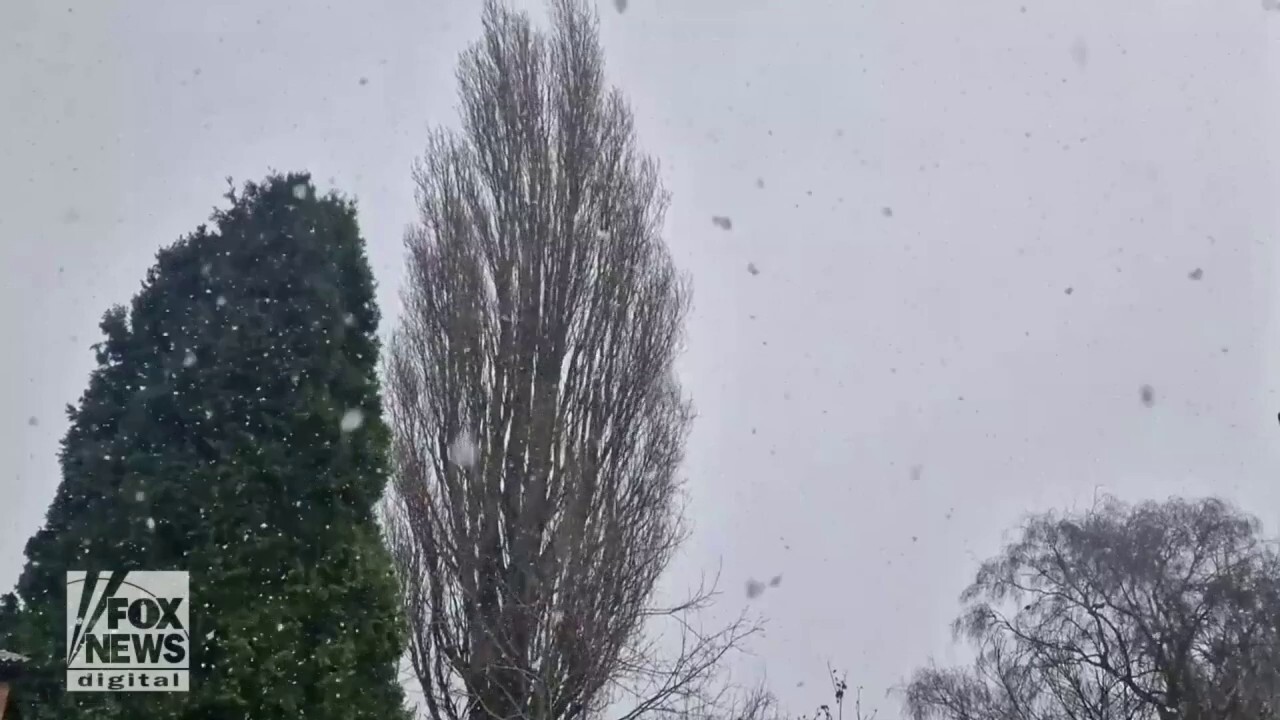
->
[[4, 173, 408, 719]]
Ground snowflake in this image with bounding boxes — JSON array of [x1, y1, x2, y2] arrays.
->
[[449, 431, 479, 468], [340, 408, 365, 432]]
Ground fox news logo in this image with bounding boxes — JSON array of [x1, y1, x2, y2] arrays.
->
[[66, 571, 189, 692]]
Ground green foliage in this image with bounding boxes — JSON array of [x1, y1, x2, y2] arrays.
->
[[4, 173, 408, 719]]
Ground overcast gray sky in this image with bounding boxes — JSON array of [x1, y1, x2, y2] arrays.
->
[[3, 0, 1280, 713]]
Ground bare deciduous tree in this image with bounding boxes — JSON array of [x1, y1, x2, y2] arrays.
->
[[383, 3, 758, 720], [718, 667, 880, 720], [904, 497, 1280, 720], [814, 667, 878, 720]]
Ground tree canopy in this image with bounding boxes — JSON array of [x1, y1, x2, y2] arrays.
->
[[905, 497, 1280, 720], [2, 173, 409, 720]]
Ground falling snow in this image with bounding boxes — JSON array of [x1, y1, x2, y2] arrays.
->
[[146, 518, 156, 530], [745, 578, 766, 599], [1188, 268, 1204, 281], [449, 431, 479, 468], [216, 295, 227, 307], [746, 263, 760, 276], [711, 216, 733, 230], [1070, 38, 1089, 68], [292, 183, 308, 200], [183, 349, 197, 367], [1140, 385, 1156, 408], [340, 408, 365, 432]]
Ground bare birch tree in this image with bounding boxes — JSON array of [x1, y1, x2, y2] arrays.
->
[[903, 497, 1280, 720], [384, 3, 757, 720]]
